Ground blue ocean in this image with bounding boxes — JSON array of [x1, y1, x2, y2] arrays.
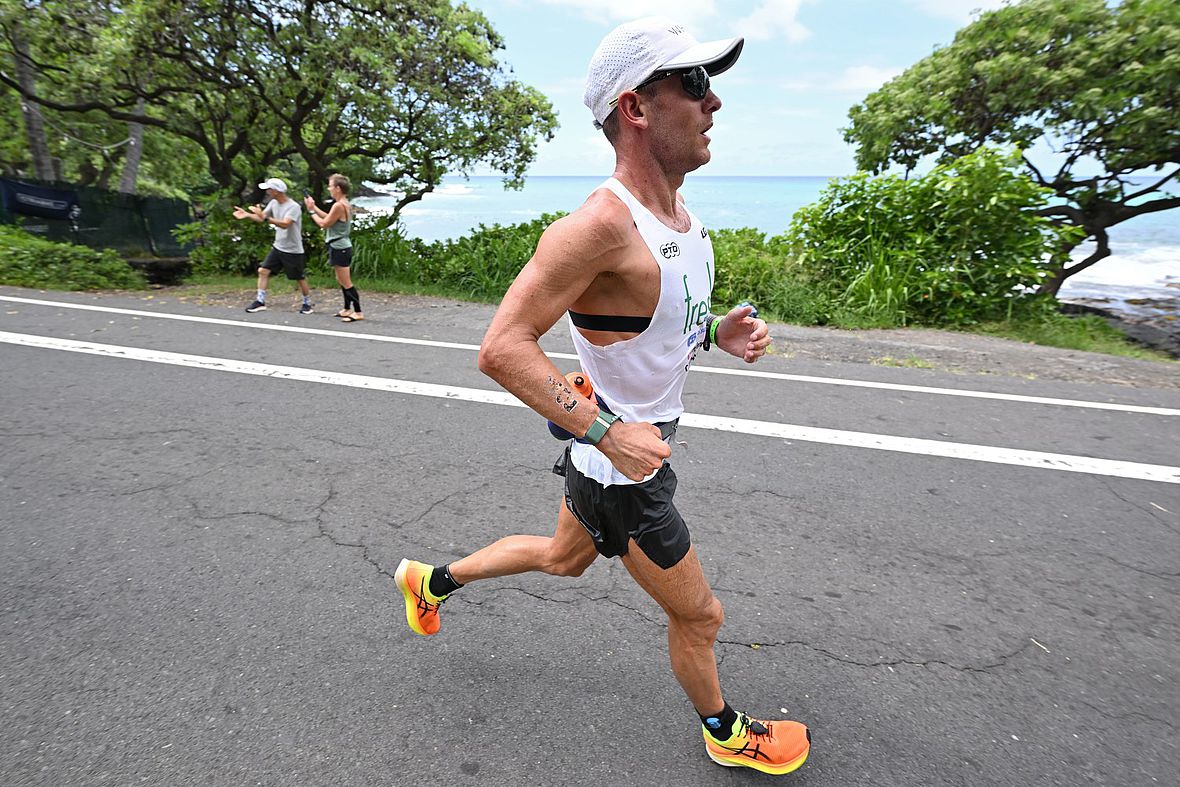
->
[[355, 175, 1178, 305]]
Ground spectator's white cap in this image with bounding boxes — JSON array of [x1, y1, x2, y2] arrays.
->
[[584, 17, 743, 128], [258, 178, 288, 193]]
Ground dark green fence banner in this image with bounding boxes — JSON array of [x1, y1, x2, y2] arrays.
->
[[0, 177, 192, 257]]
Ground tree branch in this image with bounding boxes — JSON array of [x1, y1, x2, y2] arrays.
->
[[1127, 168, 1179, 202]]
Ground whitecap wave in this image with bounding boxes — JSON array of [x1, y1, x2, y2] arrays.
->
[[1069, 243, 1179, 288]]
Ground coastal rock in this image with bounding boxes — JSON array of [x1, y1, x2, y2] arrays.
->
[[1058, 298, 1180, 359]]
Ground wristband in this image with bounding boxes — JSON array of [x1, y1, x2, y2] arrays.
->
[[584, 410, 619, 445], [702, 313, 717, 351]]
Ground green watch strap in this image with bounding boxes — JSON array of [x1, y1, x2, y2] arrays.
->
[[584, 411, 619, 444]]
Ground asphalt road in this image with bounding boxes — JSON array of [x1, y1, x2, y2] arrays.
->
[[1, 286, 1177, 786]]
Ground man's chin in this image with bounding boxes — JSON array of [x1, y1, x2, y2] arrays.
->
[[686, 150, 712, 172]]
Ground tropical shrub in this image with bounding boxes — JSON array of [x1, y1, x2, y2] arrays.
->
[[351, 213, 556, 301], [0, 225, 146, 290], [786, 147, 1069, 325], [710, 228, 828, 324]]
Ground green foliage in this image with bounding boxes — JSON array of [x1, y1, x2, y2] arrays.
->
[[708, 228, 828, 325], [0, 81, 27, 175], [2, 0, 558, 205], [786, 147, 1065, 325], [845, 0, 1178, 175], [0, 224, 146, 289], [351, 214, 555, 301], [348, 215, 830, 324], [843, 0, 1180, 294]]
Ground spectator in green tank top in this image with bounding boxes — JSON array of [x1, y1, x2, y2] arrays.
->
[[305, 173, 363, 322]]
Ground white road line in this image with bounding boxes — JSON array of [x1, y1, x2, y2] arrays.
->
[[3, 330, 1177, 485], [689, 365, 1180, 416], [3, 294, 1176, 417]]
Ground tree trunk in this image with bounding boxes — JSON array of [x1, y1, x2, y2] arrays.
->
[[118, 98, 147, 194], [1036, 228, 1111, 297], [11, 27, 54, 181]]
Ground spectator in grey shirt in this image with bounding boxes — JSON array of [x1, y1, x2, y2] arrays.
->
[[234, 177, 313, 314]]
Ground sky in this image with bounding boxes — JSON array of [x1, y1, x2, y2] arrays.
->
[[465, 0, 1011, 177]]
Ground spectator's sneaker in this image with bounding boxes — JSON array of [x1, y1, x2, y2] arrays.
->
[[395, 559, 447, 636], [245, 300, 267, 313], [299, 303, 314, 315], [703, 712, 811, 775]]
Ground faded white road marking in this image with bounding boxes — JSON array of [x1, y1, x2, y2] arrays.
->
[[2, 330, 1176, 485]]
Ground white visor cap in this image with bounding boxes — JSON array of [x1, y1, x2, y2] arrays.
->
[[584, 17, 743, 128]]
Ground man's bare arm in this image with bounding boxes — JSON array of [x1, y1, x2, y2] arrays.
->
[[478, 201, 671, 480], [478, 209, 617, 434]]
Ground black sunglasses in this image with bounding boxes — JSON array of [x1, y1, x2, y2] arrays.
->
[[609, 65, 711, 109]]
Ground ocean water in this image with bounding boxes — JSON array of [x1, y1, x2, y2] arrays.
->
[[354, 175, 1179, 304]]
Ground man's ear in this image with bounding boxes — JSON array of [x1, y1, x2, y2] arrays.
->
[[616, 91, 650, 130]]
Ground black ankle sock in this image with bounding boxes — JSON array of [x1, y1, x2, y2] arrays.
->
[[700, 703, 739, 740], [428, 564, 463, 598]]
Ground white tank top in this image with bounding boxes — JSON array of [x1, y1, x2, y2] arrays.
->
[[568, 177, 715, 486]]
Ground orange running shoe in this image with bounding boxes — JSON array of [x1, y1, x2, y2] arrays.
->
[[395, 558, 448, 636], [703, 712, 811, 775]]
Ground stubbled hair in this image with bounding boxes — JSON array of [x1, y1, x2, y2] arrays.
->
[[329, 173, 351, 195], [601, 111, 621, 144]]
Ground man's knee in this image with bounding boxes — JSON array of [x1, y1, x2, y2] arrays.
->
[[674, 595, 724, 639]]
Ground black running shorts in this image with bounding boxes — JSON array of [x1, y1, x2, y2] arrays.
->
[[554, 446, 691, 570], [328, 245, 353, 267], [261, 247, 307, 280]]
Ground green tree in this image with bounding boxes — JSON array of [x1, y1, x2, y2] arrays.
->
[[0, 1, 206, 193], [0, 81, 28, 175], [1, 0, 557, 214], [843, 0, 1180, 295]]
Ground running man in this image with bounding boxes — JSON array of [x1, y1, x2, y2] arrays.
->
[[396, 17, 811, 776], [234, 177, 313, 314]]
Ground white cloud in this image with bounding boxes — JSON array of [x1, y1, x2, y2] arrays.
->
[[905, 0, 1009, 24], [732, 0, 811, 43], [833, 65, 902, 92]]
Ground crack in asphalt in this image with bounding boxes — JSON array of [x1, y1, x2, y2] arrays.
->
[[126, 462, 231, 497], [715, 636, 1036, 673], [1078, 699, 1176, 732], [1090, 552, 1180, 582], [1099, 479, 1180, 537], [311, 482, 396, 580], [399, 479, 500, 529]]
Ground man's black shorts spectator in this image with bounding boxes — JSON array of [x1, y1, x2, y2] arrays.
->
[[261, 248, 306, 280]]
